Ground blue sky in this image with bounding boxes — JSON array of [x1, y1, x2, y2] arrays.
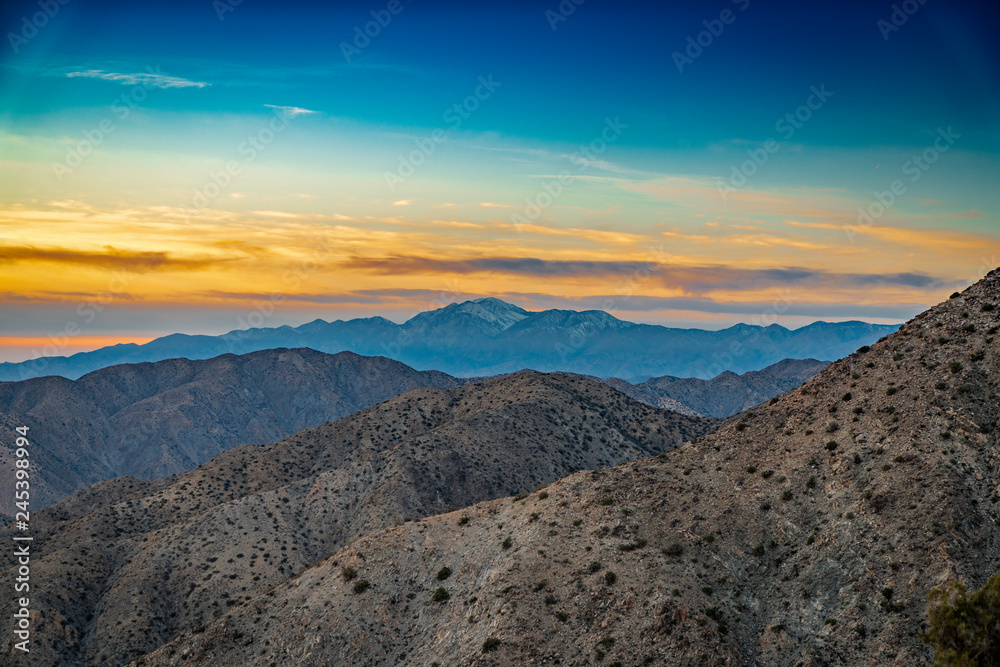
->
[[0, 0, 998, 361]]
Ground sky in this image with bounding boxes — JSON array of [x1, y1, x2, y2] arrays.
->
[[0, 0, 998, 363]]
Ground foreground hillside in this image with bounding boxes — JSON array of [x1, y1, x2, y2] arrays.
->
[[138, 270, 999, 666], [0, 349, 462, 514], [0, 373, 713, 665]]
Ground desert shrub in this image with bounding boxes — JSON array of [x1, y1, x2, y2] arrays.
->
[[502, 536, 512, 550], [663, 542, 684, 557], [857, 345, 871, 353], [342, 567, 357, 581], [437, 566, 452, 581], [807, 476, 817, 489], [619, 538, 647, 552], [735, 422, 747, 432], [482, 637, 502, 653], [950, 362, 963, 374], [600, 497, 613, 506], [432, 587, 450, 602], [747, 465, 757, 473], [887, 386, 898, 396], [826, 441, 838, 451], [920, 573, 1000, 666], [458, 516, 469, 525], [353, 580, 370, 594], [605, 571, 617, 585], [982, 303, 996, 312], [842, 392, 853, 401], [589, 561, 602, 572], [782, 490, 793, 501]]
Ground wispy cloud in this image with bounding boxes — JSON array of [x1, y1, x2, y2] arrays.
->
[[342, 255, 962, 293], [65, 69, 209, 89], [0, 245, 220, 271], [264, 104, 318, 117]]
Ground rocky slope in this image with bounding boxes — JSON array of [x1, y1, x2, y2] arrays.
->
[[0, 348, 462, 514], [136, 269, 999, 666], [0, 373, 714, 666]]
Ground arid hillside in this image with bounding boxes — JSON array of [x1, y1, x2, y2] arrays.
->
[[0, 348, 463, 514], [0, 372, 713, 666], [137, 269, 999, 666]]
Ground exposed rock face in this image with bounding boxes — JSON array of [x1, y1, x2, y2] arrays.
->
[[0, 348, 463, 513], [135, 269, 1000, 667], [0, 373, 713, 666]]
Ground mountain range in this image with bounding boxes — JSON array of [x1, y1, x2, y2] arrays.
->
[[591, 357, 829, 418], [0, 298, 897, 381], [1, 273, 994, 666], [0, 348, 827, 518], [124, 270, 1000, 666], [0, 349, 462, 516], [0, 372, 714, 665]]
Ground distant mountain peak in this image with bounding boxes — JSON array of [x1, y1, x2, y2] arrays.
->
[[405, 297, 530, 332], [458, 297, 530, 328]]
